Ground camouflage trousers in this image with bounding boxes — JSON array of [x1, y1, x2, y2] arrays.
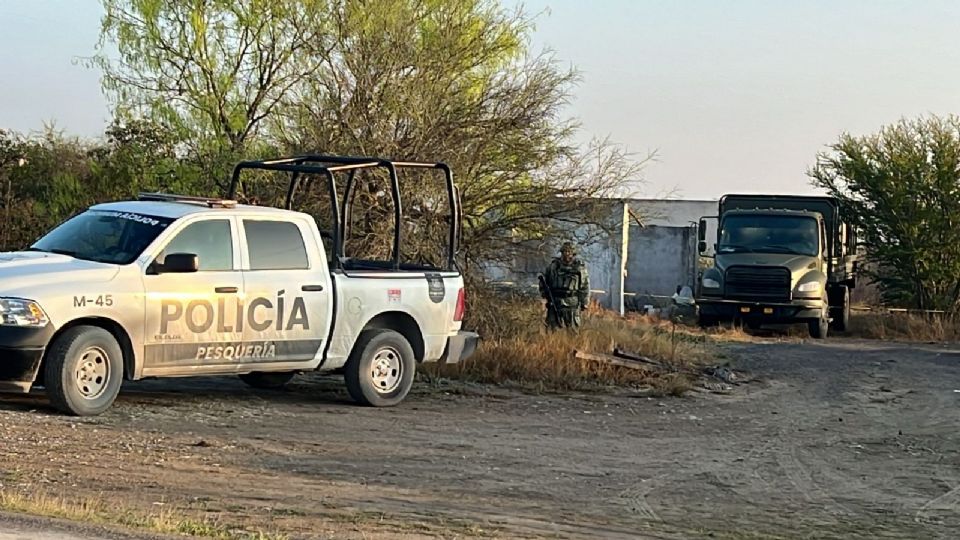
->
[[546, 305, 582, 330]]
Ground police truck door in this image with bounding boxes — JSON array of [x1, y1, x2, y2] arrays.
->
[[141, 216, 245, 375], [238, 217, 332, 368]]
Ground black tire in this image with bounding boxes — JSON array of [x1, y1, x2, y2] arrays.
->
[[830, 286, 850, 332], [44, 326, 124, 416], [808, 296, 830, 339], [698, 315, 719, 328], [344, 329, 416, 407], [239, 371, 296, 389]]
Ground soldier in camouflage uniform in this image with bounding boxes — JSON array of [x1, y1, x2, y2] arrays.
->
[[539, 242, 590, 330]]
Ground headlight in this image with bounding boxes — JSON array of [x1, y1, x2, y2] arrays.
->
[[797, 282, 821, 293], [702, 277, 721, 289], [0, 298, 49, 327]]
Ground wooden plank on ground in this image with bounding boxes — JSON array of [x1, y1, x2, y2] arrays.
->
[[612, 347, 663, 367], [573, 350, 648, 370]]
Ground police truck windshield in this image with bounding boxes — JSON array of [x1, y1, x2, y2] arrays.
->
[[31, 210, 174, 265], [718, 215, 819, 256]]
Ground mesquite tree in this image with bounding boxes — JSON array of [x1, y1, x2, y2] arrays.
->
[[809, 115, 960, 311], [93, 0, 649, 272]]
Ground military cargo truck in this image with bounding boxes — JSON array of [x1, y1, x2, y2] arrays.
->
[[695, 194, 860, 338]]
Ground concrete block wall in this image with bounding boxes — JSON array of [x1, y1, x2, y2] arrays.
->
[[480, 198, 717, 313], [479, 201, 629, 313]]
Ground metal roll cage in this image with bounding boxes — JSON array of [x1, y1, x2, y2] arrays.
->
[[227, 155, 461, 271]]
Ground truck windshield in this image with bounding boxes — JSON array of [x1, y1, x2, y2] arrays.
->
[[718, 215, 819, 256], [30, 210, 174, 265]]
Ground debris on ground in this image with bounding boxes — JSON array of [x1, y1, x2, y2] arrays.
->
[[572, 346, 750, 395], [703, 365, 738, 384]]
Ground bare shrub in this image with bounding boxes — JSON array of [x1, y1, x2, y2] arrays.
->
[[846, 312, 960, 342]]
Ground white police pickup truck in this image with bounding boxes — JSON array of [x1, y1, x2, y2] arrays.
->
[[0, 155, 478, 416]]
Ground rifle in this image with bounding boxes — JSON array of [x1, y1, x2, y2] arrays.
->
[[538, 274, 562, 323]]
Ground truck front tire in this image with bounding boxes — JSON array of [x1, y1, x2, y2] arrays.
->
[[830, 286, 850, 332], [808, 297, 830, 339], [344, 329, 416, 407], [43, 326, 124, 416]]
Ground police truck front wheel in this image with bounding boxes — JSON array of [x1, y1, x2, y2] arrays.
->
[[43, 326, 123, 416], [344, 329, 416, 407]]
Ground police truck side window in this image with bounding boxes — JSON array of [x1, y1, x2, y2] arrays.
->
[[244, 220, 309, 270], [161, 220, 233, 271]]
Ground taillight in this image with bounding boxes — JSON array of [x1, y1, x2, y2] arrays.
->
[[454, 287, 465, 321]]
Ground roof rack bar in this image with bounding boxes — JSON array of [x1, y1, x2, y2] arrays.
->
[[326, 162, 381, 173], [390, 161, 447, 168], [292, 156, 449, 169], [232, 162, 334, 175], [293, 155, 390, 165], [227, 154, 458, 270], [228, 162, 337, 200], [138, 192, 237, 208], [259, 157, 309, 166]]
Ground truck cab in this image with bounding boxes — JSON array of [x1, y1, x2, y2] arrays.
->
[[695, 194, 860, 338], [0, 155, 478, 416]]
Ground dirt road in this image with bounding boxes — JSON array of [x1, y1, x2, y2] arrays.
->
[[0, 338, 958, 539]]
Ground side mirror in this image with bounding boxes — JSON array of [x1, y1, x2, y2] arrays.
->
[[698, 219, 706, 241], [698, 241, 707, 254], [158, 253, 199, 273]]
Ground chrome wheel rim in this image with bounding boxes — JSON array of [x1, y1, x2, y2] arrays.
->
[[370, 346, 402, 394], [75, 347, 110, 399]]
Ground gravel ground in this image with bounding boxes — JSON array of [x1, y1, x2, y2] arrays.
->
[[0, 337, 957, 539]]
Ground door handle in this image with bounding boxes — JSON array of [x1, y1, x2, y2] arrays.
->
[[215, 286, 239, 293], [301, 284, 324, 292]]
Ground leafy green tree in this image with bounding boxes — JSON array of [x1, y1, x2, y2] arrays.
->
[[0, 130, 29, 249], [0, 122, 202, 251], [92, 0, 649, 271], [94, 0, 329, 185], [88, 119, 193, 198], [274, 0, 648, 268], [809, 115, 960, 311], [0, 127, 98, 250]]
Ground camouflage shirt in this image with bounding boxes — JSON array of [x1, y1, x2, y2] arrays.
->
[[540, 258, 590, 309]]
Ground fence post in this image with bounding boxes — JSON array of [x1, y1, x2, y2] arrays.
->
[[612, 201, 629, 316]]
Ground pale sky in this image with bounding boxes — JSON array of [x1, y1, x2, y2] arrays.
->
[[2, 0, 960, 199]]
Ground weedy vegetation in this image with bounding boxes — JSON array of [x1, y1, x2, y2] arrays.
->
[[423, 285, 718, 396], [844, 311, 960, 342], [0, 490, 288, 540]]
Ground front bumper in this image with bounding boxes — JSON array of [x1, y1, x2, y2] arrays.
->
[[438, 331, 480, 364], [697, 298, 824, 322], [0, 324, 54, 393]]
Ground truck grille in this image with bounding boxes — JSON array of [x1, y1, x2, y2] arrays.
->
[[725, 266, 791, 301]]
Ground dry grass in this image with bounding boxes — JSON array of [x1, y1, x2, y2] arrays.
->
[[700, 321, 810, 342], [0, 490, 287, 540], [845, 311, 960, 342], [432, 287, 715, 395]]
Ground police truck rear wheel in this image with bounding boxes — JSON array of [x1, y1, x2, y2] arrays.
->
[[344, 329, 416, 407], [44, 326, 123, 416], [239, 371, 295, 389]]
